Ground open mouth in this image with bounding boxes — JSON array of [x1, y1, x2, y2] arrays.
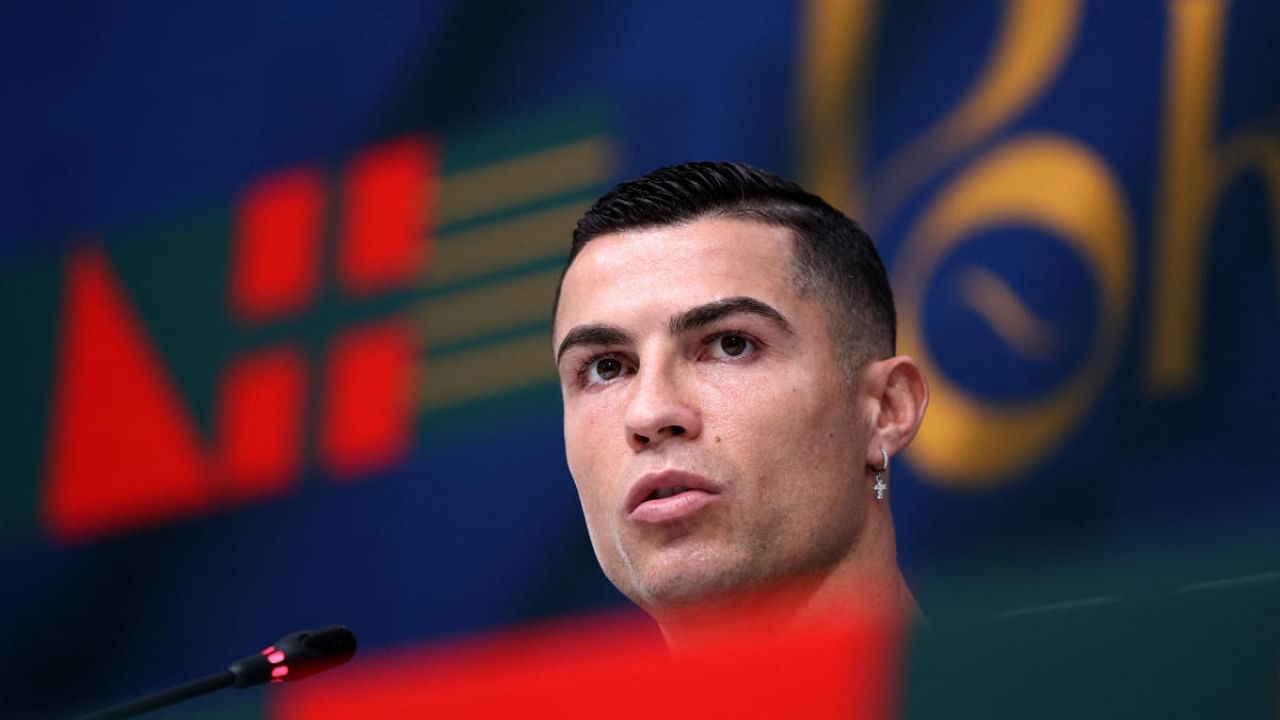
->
[[625, 470, 722, 520], [647, 486, 691, 501], [630, 482, 718, 523]]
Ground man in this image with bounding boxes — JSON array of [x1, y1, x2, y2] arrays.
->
[[552, 162, 928, 649]]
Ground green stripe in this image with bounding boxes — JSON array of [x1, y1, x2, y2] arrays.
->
[[441, 102, 612, 174]]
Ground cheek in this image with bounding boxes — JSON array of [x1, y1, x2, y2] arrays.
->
[[706, 370, 861, 484], [563, 402, 634, 588], [563, 398, 624, 514], [705, 366, 830, 432]]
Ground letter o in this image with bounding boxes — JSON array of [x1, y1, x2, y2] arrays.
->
[[893, 134, 1133, 486]]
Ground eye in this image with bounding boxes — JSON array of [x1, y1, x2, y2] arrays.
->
[[585, 356, 625, 384], [708, 333, 755, 359]]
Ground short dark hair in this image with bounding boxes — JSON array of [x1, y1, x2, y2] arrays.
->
[[555, 161, 896, 374]]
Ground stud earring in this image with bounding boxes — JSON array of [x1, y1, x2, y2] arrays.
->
[[873, 448, 889, 501]]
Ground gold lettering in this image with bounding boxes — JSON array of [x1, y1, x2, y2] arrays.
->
[[1147, 0, 1280, 395], [864, 0, 1083, 231], [894, 136, 1133, 484], [796, 0, 880, 219]]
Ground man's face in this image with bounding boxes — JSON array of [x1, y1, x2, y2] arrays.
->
[[554, 216, 875, 613]]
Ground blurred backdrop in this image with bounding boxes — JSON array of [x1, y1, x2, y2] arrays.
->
[[2, 1, 1279, 717]]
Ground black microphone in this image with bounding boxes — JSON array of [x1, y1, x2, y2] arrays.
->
[[74, 625, 357, 720], [227, 625, 358, 686]]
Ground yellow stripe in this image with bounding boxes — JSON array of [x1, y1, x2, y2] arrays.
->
[[435, 136, 618, 227], [796, 0, 880, 219], [866, 0, 1082, 229], [418, 331, 556, 410], [424, 201, 582, 287], [956, 265, 1058, 361], [410, 268, 561, 347], [1145, 0, 1224, 395], [409, 132, 616, 410]]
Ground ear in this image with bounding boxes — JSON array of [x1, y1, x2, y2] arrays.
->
[[860, 356, 929, 465]]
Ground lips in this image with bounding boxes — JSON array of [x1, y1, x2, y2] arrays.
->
[[625, 470, 721, 523]]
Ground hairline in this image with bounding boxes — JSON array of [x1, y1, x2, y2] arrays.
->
[[553, 209, 881, 380]]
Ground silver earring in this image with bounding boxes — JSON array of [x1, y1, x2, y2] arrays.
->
[[873, 448, 889, 501]]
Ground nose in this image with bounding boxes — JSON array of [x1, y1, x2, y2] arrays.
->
[[624, 362, 702, 451]]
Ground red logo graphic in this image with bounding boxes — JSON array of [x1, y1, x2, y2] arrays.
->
[[42, 136, 437, 542]]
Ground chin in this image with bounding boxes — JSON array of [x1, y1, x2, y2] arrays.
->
[[621, 554, 759, 612]]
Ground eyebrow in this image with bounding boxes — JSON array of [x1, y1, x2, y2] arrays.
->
[[668, 296, 794, 337], [555, 296, 793, 365], [556, 324, 634, 364]]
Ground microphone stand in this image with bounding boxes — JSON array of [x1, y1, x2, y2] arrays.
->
[[74, 671, 235, 720], [70, 625, 354, 720]]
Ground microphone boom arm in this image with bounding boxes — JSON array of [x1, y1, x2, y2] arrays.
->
[[73, 671, 235, 720]]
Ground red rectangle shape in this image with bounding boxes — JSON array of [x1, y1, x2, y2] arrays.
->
[[232, 168, 326, 322], [320, 322, 416, 478], [217, 347, 306, 502], [339, 135, 436, 295], [271, 611, 905, 720]]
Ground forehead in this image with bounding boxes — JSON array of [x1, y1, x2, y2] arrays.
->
[[555, 217, 799, 335]]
